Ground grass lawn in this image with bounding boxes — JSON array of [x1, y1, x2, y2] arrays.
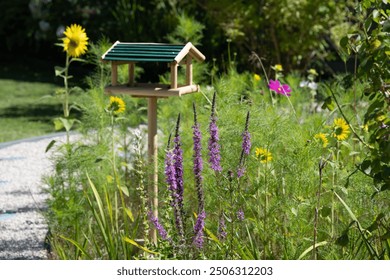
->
[[0, 79, 62, 142], [0, 56, 85, 142]]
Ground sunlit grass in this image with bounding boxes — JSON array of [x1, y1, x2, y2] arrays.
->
[[0, 79, 82, 142]]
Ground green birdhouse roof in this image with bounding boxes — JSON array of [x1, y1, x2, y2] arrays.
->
[[102, 41, 205, 63]]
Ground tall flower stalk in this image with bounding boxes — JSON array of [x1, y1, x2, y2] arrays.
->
[[165, 143, 185, 242], [192, 103, 205, 212], [55, 24, 88, 144], [192, 103, 206, 248], [164, 116, 185, 244], [255, 146, 272, 259], [173, 114, 185, 218], [238, 111, 251, 178], [208, 92, 222, 172]]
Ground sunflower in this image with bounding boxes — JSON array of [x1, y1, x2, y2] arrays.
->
[[108, 96, 126, 115], [332, 118, 350, 141], [255, 147, 272, 163], [314, 133, 329, 148], [62, 24, 88, 57]]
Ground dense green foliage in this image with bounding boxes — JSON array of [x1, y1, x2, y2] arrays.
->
[[2, 0, 355, 73], [340, 0, 390, 190], [45, 36, 389, 260]]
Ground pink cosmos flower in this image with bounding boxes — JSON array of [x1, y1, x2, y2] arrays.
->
[[268, 79, 291, 96]]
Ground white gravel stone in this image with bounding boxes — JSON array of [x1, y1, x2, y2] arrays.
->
[[0, 134, 79, 260]]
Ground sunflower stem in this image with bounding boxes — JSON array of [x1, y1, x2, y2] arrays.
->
[[64, 54, 71, 144]]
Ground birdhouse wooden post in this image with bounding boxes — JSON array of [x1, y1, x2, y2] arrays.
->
[[102, 42, 205, 244]]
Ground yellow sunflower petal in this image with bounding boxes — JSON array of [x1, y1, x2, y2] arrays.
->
[[255, 147, 272, 163], [332, 118, 350, 141], [62, 24, 88, 57], [108, 96, 126, 115]]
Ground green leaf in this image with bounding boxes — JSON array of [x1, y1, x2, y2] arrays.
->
[[334, 191, 357, 222], [204, 228, 221, 246], [70, 58, 87, 64], [54, 117, 76, 132], [53, 118, 64, 131], [123, 237, 158, 254], [298, 241, 328, 260], [291, 207, 298, 216], [87, 174, 107, 229], [59, 235, 93, 259], [322, 96, 335, 111], [120, 186, 129, 197], [45, 140, 56, 153], [336, 230, 349, 247], [54, 66, 66, 77], [124, 208, 134, 222]]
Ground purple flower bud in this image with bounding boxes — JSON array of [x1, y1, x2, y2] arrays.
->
[[237, 209, 245, 221], [237, 165, 246, 178], [173, 134, 184, 211], [193, 210, 206, 249], [148, 211, 170, 241], [242, 131, 251, 155], [208, 93, 222, 172], [164, 141, 184, 239]]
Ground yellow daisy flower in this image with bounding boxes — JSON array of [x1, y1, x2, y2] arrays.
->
[[108, 96, 126, 115], [274, 64, 283, 72], [254, 74, 261, 81], [62, 24, 88, 57], [255, 147, 272, 163], [314, 133, 329, 148], [332, 118, 350, 141], [308, 68, 318, 76]]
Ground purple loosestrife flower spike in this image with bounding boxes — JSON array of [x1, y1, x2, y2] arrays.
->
[[164, 136, 184, 239], [148, 211, 170, 241], [242, 112, 251, 155], [208, 92, 222, 172], [237, 111, 251, 177], [173, 114, 184, 218], [193, 103, 205, 212], [193, 210, 206, 249]]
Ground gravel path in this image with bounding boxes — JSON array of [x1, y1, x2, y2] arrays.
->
[[0, 133, 75, 260]]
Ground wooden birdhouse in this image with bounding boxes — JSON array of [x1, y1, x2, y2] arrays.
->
[[101, 42, 205, 97], [101, 41, 205, 244]]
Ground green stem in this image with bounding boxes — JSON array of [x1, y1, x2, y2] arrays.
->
[[251, 52, 274, 106], [286, 95, 298, 122], [64, 54, 70, 144], [111, 114, 116, 171], [264, 163, 269, 259]]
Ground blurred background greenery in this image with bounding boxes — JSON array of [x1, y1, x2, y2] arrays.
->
[[1, 0, 356, 74]]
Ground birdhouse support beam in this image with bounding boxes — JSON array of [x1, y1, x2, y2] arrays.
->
[[148, 97, 158, 245], [128, 62, 135, 86], [111, 62, 118, 86], [170, 62, 178, 89], [186, 56, 193, 86]]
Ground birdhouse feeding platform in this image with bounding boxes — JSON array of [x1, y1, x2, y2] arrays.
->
[[102, 41, 205, 97], [101, 41, 205, 244]]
